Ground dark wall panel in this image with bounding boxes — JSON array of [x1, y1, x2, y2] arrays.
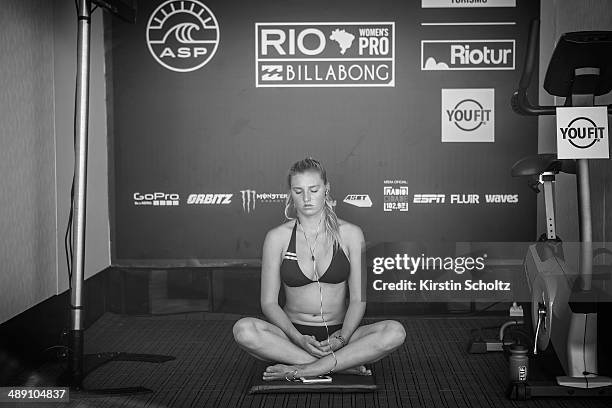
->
[[108, 0, 540, 265]]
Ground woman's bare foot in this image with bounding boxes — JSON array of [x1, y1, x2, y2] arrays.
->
[[338, 365, 372, 376], [263, 363, 371, 381], [262, 364, 303, 381]]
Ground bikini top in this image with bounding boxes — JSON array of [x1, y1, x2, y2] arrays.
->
[[280, 221, 350, 287]]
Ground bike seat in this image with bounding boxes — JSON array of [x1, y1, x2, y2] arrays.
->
[[511, 154, 576, 177]]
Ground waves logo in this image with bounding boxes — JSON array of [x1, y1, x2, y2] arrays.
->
[[146, 0, 220, 73], [442, 89, 494, 142]]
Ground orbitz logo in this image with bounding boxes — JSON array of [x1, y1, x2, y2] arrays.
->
[[146, 0, 220, 73]]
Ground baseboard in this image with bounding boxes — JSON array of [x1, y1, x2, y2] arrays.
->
[[0, 267, 111, 385]]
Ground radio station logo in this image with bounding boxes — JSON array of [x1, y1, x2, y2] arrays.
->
[[240, 189, 288, 213], [186, 193, 232, 205], [256, 22, 395, 87], [442, 89, 494, 142], [343, 194, 373, 208], [146, 0, 220, 73], [133, 192, 180, 206], [383, 185, 409, 212], [422, 40, 514, 70], [556, 107, 609, 159], [421, 0, 516, 7], [413, 194, 446, 204]]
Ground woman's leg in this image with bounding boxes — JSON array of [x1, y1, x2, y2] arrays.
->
[[263, 320, 406, 380], [232, 317, 317, 365]]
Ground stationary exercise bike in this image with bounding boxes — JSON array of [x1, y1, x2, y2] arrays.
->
[[508, 20, 612, 399]]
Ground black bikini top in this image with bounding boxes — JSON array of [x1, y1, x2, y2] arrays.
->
[[280, 222, 350, 287]]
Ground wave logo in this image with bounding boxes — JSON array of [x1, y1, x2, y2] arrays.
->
[[146, 0, 220, 73]]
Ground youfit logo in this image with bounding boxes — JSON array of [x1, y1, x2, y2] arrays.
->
[[146, 0, 220, 73], [441, 89, 495, 142], [560, 117, 606, 149], [446, 99, 491, 132]]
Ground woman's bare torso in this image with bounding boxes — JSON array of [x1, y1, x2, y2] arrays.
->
[[278, 221, 350, 326]]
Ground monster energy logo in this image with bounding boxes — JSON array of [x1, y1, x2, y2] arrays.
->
[[240, 190, 257, 213]]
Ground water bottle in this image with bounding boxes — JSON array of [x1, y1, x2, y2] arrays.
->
[[509, 344, 529, 383]]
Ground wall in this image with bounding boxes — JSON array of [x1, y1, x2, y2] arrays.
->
[[0, 1, 57, 324], [0, 0, 110, 325], [538, 0, 612, 245]]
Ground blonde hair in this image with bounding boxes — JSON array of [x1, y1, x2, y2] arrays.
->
[[284, 157, 341, 247]]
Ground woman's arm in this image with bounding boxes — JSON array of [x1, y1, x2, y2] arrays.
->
[[337, 223, 366, 342], [260, 228, 304, 342]]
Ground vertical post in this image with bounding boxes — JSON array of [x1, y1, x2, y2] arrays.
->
[[70, 0, 91, 389]]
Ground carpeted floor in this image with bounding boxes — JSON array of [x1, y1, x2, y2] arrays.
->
[[15, 313, 612, 408]]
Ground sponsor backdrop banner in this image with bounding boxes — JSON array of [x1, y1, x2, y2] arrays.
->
[[107, 0, 540, 265]]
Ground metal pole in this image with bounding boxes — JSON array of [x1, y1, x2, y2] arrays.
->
[[70, 0, 91, 389]]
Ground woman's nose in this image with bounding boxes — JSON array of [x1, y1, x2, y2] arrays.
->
[[304, 191, 311, 202]]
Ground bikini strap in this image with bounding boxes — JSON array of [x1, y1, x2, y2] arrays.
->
[[287, 221, 298, 253]]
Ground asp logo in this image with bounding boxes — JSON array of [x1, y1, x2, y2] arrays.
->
[[442, 89, 495, 142], [422, 40, 514, 71], [146, 0, 220, 73], [556, 107, 610, 159]]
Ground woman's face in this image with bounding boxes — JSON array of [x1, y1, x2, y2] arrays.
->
[[290, 170, 328, 217]]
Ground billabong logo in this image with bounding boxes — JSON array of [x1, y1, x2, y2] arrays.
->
[[146, 0, 220, 73], [240, 190, 256, 213], [560, 117, 605, 149], [343, 194, 373, 208], [442, 89, 494, 142], [422, 40, 514, 70], [261, 65, 283, 81], [256, 22, 395, 87]]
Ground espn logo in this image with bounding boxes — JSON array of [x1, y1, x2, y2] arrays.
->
[[413, 194, 445, 204]]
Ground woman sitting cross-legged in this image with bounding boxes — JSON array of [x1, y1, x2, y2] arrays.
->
[[233, 157, 406, 381]]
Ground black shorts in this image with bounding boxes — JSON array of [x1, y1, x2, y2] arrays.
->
[[293, 323, 343, 342]]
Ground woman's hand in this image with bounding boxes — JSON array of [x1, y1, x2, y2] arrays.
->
[[295, 334, 330, 358], [317, 335, 345, 353]]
